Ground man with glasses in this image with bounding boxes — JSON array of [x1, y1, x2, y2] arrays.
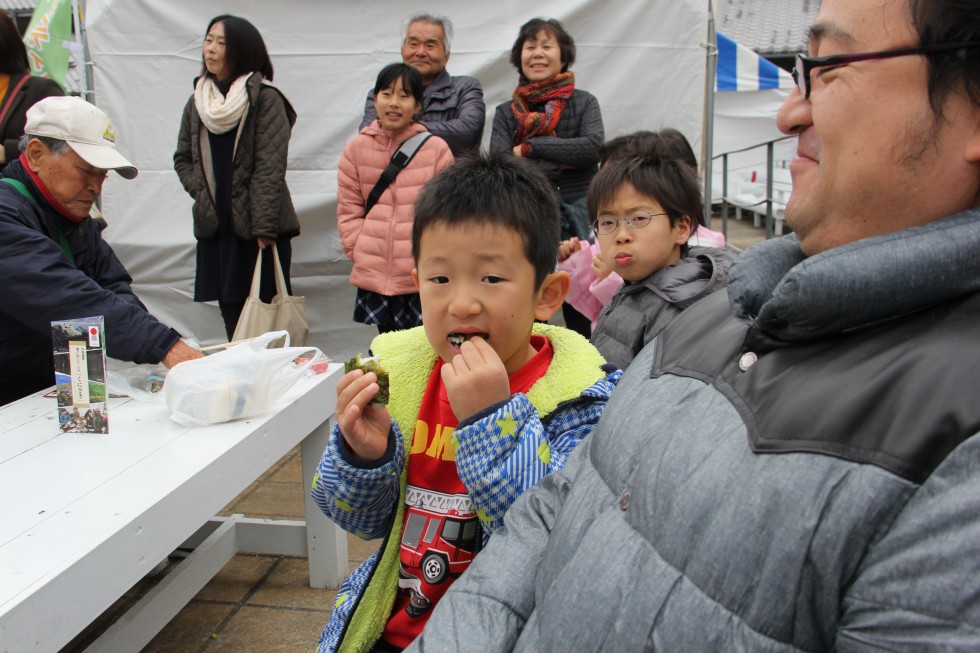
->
[[407, 0, 980, 650], [0, 96, 202, 405], [359, 13, 485, 156]]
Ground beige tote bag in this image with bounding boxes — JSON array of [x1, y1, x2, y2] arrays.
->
[[231, 245, 309, 347]]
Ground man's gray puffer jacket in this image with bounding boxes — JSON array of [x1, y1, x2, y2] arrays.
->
[[407, 208, 980, 653]]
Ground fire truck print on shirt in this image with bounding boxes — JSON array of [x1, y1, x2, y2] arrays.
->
[[396, 487, 479, 616]]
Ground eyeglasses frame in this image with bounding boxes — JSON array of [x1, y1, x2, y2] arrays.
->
[[792, 41, 980, 100], [591, 211, 669, 236]]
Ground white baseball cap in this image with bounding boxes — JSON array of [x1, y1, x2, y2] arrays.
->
[[24, 96, 138, 179]]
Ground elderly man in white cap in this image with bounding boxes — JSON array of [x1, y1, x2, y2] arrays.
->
[[0, 96, 202, 405]]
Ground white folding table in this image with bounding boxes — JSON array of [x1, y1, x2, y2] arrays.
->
[[0, 364, 347, 653]]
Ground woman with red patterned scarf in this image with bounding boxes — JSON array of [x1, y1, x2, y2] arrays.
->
[[490, 17, 604, 339]]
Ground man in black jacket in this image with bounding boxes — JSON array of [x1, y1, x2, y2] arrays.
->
[[0, 96, 201, 405]]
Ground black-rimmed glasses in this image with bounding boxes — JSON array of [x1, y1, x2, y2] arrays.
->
[[592, 212, 668, 236], [792, 42, 980, 100]]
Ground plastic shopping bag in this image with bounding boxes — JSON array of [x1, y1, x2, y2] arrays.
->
[[163, 330, 322, 426], [107, 362, 169, 401]]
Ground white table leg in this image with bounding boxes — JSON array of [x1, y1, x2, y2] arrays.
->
[[301, 416, 348, 588]]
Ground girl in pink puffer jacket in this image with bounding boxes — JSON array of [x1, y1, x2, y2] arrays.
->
[[337, 63, 454, 333]]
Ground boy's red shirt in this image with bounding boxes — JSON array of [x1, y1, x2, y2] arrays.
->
[[381, 335, 553, 648]]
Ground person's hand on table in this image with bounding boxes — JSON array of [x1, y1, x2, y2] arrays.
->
[[161, 340, 204, 368]]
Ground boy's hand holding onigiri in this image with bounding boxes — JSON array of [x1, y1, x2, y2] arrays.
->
[[336, 368, 391, 461], [440, 336, 510, 421]]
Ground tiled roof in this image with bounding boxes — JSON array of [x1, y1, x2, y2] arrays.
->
[[0, 0, 34, 13], [716, 0, 821, 55]]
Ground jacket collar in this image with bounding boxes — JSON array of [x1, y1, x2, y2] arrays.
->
[[191, 72, 297, 127], [423, 69, 454, 101], [5, 156, 83, 224], [631, 246, 737, 308], [370, 323, 606, 437], [729, 208, 980, 340], [362, 120, 427, 147]]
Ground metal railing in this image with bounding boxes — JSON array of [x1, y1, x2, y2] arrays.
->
[[711, 135, 797, 240]]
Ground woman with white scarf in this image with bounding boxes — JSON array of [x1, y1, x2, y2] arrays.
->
[[174, 14, 299, 340]]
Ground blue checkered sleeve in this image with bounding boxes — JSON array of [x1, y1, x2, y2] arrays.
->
[[454, 377, 617, 542], [310, 420, 405, 540]]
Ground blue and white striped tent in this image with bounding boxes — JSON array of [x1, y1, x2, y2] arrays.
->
[[715, 31, 794, 92], [709, 32, 796, 205]]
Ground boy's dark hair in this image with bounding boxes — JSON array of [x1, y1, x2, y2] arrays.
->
[[599, 129, 702, 229], [1, 11, 29, 74], [601, 129, 698, 171], [413, 151, 561, 289], [588, 155, 702, 255], [648, 128, 698, 171], [201, 15, 274, 82], [509, 18, 576, 79], [599, 131, 657, 166], [374, 63, 424, 106]]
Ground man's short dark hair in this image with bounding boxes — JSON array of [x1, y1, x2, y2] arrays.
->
[[413, 152, 561, 289], [509, 18, 576, 78], [201, 15, 274, 82], [374, 63, 424, 106], [588, 155, 703, 255], [909, 0, 980, 116]]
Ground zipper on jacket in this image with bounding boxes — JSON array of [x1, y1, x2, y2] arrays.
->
[[333, 508, 398, 650]]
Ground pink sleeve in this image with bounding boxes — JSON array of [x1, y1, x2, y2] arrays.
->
[[336, 140, 365, 260], [590, 270, 623, 308], [692, 225, 726, 248], [558, 242, 605, 323]]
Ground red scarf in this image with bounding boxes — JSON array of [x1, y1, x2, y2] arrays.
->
[[511, 71, 575, 147], [19, 153, 85, 223]]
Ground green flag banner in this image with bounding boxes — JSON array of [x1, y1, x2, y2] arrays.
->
[[23, 0, 74, 91]]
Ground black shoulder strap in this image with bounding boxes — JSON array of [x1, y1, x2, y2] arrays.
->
[[364, 132, 433, 215]]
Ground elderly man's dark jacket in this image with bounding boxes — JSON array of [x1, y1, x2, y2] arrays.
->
[[0, 158, 180, 405], [360, 69, 486, 156]]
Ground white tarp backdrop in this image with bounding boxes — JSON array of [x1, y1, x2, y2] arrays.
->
[[85, 0, 709, 359]]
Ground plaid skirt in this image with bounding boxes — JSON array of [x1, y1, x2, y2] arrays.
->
[[353, 288, 422, 330]]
